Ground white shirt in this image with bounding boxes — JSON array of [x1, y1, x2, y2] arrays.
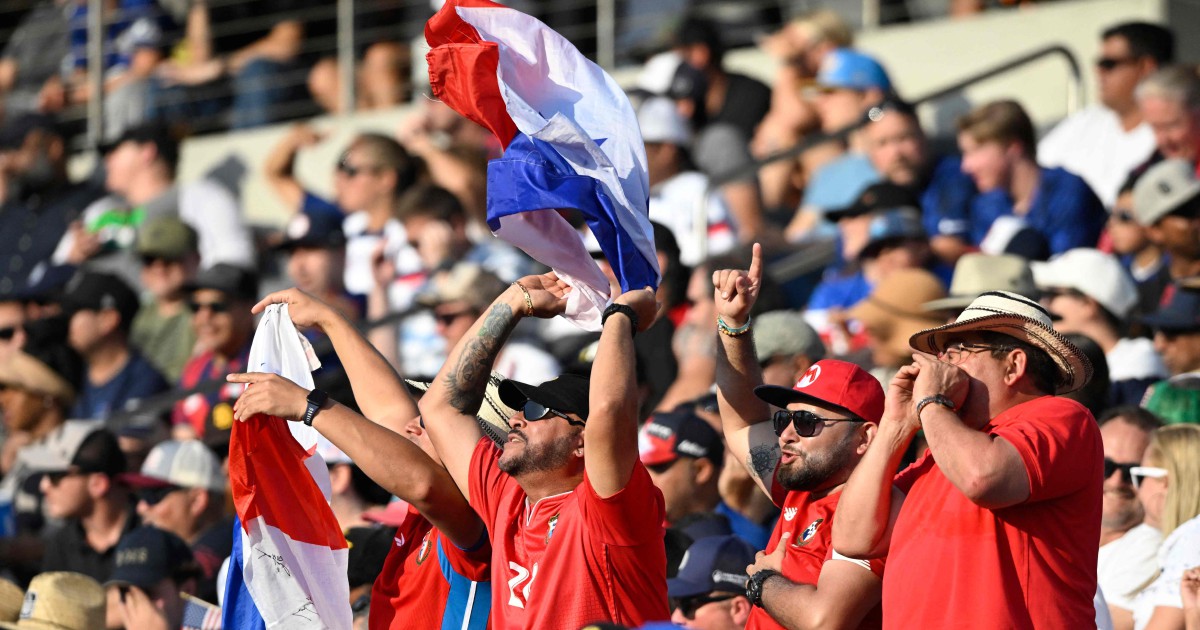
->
[[1038, 105, 1156, 208], [1099, 523, 1162, 611], [1108, 337, 1170, 383], [1132, 515, 1200, 629], [648, 170, 735, 267]]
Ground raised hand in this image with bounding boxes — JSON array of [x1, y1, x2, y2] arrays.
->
[[712, 243, 763, 326], [613, 286, 659, 332], [512, 272, 572, 319], [227, 372, 310, 422], [911, 352, 971, 413], [251, 288, 339, 331], [883, 363, 922, 434], [1183, 566, 1200, 616]]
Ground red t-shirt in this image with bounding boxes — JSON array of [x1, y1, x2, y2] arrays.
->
[[883, 396, 1102, 629], [369, 504, 492, 630], [468, 437, 669, 629], [746, 487, 884, 630]]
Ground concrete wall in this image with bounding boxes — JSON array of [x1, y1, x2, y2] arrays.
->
[[80, 0, 1163, 229]]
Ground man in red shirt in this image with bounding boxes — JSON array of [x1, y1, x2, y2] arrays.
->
[[712, 244, 886, 630], [419, 273, 668, 629], [832, 290, 1103, 629], [226, 289, 491, 629]]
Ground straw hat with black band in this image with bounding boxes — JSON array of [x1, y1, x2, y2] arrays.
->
[[909, 291, 1093, 395], [404, 372, 517, 445]]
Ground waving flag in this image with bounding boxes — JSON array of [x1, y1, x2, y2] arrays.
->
[[223, 305, 351, 630], [426, 0, 660, 330]]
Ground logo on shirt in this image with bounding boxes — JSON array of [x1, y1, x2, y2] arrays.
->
[[783, 507, 798, 522], [394, 534, 406, 548], [546, 514, 559, 544], [794, 518, 824, 547], [797, 365, 822, 388], [415, 531, 433, 565]]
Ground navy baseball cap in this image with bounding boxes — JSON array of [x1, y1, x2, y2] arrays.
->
[[185, 263, 260, 302], [499, 373, 591, 421], [60, 271, 140, 328], [1138, 285, 1200, 333], [638, 410, 724, 468], [105, 526, 199, 590], [668, 535, 757, 598], [276, 211, 346, 251]]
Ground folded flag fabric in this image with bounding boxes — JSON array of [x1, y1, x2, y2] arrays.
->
[[426, 0, 660, 330], [223, 304, 351, 630], [182, 593, 222, 630]]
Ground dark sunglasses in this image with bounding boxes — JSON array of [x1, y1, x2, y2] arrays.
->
[[188, 299, 230, 314], [1111, 210, 1138, 224], [137, 484, 184, 506], [43, 468, 83, 485], [772, 409, 864, 438], [433, 309, 476, 327], [141, 255, 182, 267], [1104, 458, 1137, 485], [1096, 56, 1136, 71], [671, 593, 737, 619], [0, 325, 19, 341], [336, 153, 376, 178], [523, 400, 585, 427]]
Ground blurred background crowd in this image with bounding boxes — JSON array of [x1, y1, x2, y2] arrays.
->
[[0, 0, 1199, 628]]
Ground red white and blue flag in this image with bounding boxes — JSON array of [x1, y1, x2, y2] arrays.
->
[[223, 305, 351, 629], [426, 0, 660, 330]]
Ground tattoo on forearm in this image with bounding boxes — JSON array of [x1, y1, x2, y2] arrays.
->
[[444, 304, 516, 414], [748, 443, 780, 482]]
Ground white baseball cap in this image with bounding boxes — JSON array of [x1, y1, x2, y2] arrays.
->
[[637, 97, 691, 147], [1030, 248, 1137, 319], [118, 439, 223, 492]]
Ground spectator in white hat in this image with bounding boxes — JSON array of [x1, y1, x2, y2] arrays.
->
[[1133, 159, 1200, 281], [752, 310, 826, 388], [1109, 174, 1172, 318], [1032, 248, 1168, 406]]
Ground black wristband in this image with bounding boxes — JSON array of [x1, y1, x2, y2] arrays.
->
[[303, 388, 329, 426], [746, 569, 780, 608], [601, 303, 638, 336]]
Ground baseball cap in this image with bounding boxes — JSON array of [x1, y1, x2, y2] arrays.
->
[[753, 310, 826, 364], [60, 271, 140, 328], [104, 526, 199, 591], [1031, 248, 1138, 319], [0, 572, 103, 630], [100, 123, 180, 172], [638, 410, 724, 468], [346, 526, 394, 589], [826, 182, 920, 223], [859, 208, 926, 260], [417, 263, 508, 312], [1138, 285, 1200, 333], [1133, 159, 1200, 226], [118, 440, 224, 492], [498, 373, 591, 422], [136, 216, 198, 260], [667, 535, 757, 598], [10, 265, 76, 304], [634, 51, 707, 103], [754, 359, 885, 423], [638, 97, 691, 147], [185, 264, 259, 302], [25, 420, 125, 476], [276, 211, 346, 251], [816, 48, 891, 92]]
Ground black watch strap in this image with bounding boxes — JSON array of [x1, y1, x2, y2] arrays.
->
[[746, 569, 780, 608], [601, 303, 638, 336], [303, 389, 329, 426]]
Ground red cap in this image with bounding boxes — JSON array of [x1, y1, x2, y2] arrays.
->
[[753, 359, 884, 423]]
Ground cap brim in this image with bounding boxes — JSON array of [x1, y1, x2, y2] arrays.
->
[[921, 295, 976, 313], [753, 384, 857, 418], [498, 379, 585, 418], [1136, 313, 1200, 332], [103, 577, 156, 591], [666, 576, 714, 599], [116, 473, 173, 489]]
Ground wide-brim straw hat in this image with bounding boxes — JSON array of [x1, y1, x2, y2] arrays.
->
[[0, 572, 104, 630], [405, 372, 516, 445], [909, 291, 1093, 395]]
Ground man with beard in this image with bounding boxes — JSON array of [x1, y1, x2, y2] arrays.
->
[[418, 273, 668, 629], [713, 244, 886, 630]]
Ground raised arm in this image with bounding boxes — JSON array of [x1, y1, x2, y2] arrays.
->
[[251, 288, 418, 433], [586, 287, 659, 498], [712, 244, 780, 499], [420, 273, 569, 499], [262, 125, 323, 212], [228, 373, 483, 548]]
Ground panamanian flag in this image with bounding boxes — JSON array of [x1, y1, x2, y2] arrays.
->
[[426, 0, 661, 330]]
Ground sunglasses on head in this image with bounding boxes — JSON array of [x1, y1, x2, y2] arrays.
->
[[671, 593, 737, 619], [188, 299, 230, 314], [1104, 458, 1137, 484], [1096, 56, 1136, 71], [137, 484, 184, 506], [523, 400, 585, 427], [771, 409, 865, 438]]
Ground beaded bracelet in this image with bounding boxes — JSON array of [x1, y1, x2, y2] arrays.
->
[[717, 315, 752, 337], [512, 282, 533, 316]]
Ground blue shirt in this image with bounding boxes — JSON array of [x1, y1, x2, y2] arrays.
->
[[69, 0, 167, 73], [920, 155, 978, 239], [72, 351, 169, 421]]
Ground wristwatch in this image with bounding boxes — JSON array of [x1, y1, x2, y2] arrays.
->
[[915, 394, 957, 421], [601, 303, 639, 336], [746, 569, 780, 608], [303, 389, 329, 426]]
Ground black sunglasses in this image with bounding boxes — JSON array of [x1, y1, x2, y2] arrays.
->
[[433, 309, 476, 327], [1096, 56, 1137, 71], [188, 299, 230, 314], [141, 255, 182, 267], [137, 484, 185, 506], [1104, 458, 1137, 484], [671, 593, 737, 619], [771, 409, 864, 438], [43, 468, 83, 485], [1111, 210, 1138, 224], [523, 400, 585, 427], [336, 153, 377, 178], [0, 325, 19, 341]]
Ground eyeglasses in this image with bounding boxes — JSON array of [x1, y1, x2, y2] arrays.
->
[[937, 342, 1014, 365], [1104, 458, 1137, 484], [1131, 466, 1168, 490], [137, 484, 185, 506], [43, 468, 83, 486], [0, 325, 19, 341], [336, 153, 377, 178], [1096, 56, 1137, 71], [671, 593, 737, 619], [1111, 210, 1138, 224], [188, 299, 230, 314], [771, 409, 864, 438], [522, 400, 585, 427]]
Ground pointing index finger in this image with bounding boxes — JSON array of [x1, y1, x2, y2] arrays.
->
[[747, 242, 763, 284]]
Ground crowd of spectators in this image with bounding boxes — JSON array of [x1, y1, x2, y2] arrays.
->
[[0, 4, 1199, 630]]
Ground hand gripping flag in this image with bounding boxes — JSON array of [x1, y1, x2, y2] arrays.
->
[[223, 304, 351, 630], [425, 0, 660, 330]]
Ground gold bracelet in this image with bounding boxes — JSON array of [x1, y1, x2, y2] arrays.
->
[[512, 282, 533, 316]]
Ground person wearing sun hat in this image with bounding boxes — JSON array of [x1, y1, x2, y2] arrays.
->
[[833, 290, 1104, 629], [0, 571, 105, 630]]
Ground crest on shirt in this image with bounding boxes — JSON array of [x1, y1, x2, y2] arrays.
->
[[793, 518, 824, 547], [546, 514, 559, 544], [415, 531, 433, 565], [783, 507, 798, 522]]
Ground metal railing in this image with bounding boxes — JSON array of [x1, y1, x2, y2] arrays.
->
[[699, 43, 1086, 277]]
